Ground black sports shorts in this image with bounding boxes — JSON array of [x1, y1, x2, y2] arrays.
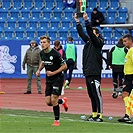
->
[[123, 74, 133, 94], [45, 74, 64, 96]]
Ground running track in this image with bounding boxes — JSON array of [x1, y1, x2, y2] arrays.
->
[[0, 78, 125, 117]]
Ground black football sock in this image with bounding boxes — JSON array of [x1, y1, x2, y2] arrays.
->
[[53, 104, 60, 120], [58, 99, 63, 104]]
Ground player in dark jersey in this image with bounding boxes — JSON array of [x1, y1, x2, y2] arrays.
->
[[36, 35, 68, 126]]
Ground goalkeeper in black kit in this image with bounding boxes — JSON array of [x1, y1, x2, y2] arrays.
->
[[74, 12, 104, 122]]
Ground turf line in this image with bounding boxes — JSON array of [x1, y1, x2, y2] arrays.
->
[[3, 114, 132, 126]]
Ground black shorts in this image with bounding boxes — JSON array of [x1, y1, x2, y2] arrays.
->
[[45, 74, 64, 96], [123, 74, 133, 94]]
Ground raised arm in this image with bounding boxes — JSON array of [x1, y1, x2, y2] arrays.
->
[[73, 13, 89, 43], [83, 12, 104, 47]]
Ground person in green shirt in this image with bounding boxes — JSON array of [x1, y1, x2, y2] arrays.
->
[[108, 38, 128, 97], [64, 37, 77, 89]]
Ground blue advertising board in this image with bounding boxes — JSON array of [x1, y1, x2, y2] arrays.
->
[[0, 40, 117, 78]]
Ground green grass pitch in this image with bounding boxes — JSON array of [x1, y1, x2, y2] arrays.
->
[[0, 109, 132, 133]]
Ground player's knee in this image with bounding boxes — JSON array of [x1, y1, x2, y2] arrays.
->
[[122, 91, 129, 99], [51, 99, 57, 106], [46, 101, 52, 106]]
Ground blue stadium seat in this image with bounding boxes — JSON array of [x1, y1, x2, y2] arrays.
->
[[103, 27, 112, 38], [69, 27, 78, 39], [23, 36, 34, 40], [0, 8, 8, 18], [107, 7, 117, 18], [7, 17, 17, 28], [0, 27, 4, 38], [113, 28, 124, 38], [37, 27, 47, 37], [98, 7, 106, 17], [63, 7, 74, 18], [39, 17, 50, 28], [55, 0, 65, 9], [115, 17, 127, 24], [50, 17, 60, 28], [0, 17, 6, 28], [47, 27, 58, 38], [58, 27, 69, 38], [23, 0, 34, 9], [104, 36, 111, 41], [2, 1, 11, 9], [86, 7, 93, 14], [111, 36, 119, 42], [45, 1, 55, 9], [61, 17, 71, 28], [88, 1, 97, 8], [28, 17, 39, 28], [53, 7, 63, 18], [71, 18, 77, 28], [99, 0, 108, 10], [109, 0, 120, 10], [105, 17, 115, 24], [49, 37, 56, 41], [15, 27, 25, 38], [26, 27, 36, 38], [34, 36, 40, 40], [20, 7, 30, 18], [34, 0, 44, 9], [1, 36, 12, 40], [12, 36, 23, 40], [86, 7, 93, 19], [18, 17, 28, 28], [31, 7, 42, 18], [124, 29, 129, 35], [10, 8, 20, 18], [4, 27, 14, 38], [118, 7, 128, 18], [42, 7, 52, 18], [12, 1, 22, 9], [56, 36, 67, 41]]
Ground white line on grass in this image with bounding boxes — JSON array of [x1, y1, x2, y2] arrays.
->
[[5, 114, 132, 126]]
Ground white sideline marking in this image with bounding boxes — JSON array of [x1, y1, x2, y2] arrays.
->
[[4, 114, 132, 126]]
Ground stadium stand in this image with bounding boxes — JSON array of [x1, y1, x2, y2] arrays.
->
[[0, 0, 131, 40], [20, 7, 31, 18], [58, 27, 69, 38], [28, 17, 39, 28], [0, 8, 9, 18], [31, 7, 42, 18], [26, 27, 36, 38], [50, 17, 61, 28], [53, 7, 63, 18], [4, 27, 15, 38], [0, 17, 6, 28], [99, 0, 108, 10], [39, 17, 50, 28], [36, 27, 47, 37], [47, 27, 58, 38], [15, 27, 25, 38], [115, 16, 127, 24], [113, 28, 124, 38], [7, 17, 17, 28], [18, 17, 28, 28], [42, 7, 52, 18], [9, 8, 19, 18], [105, 17, 115, 24], [12, 0, 23, 9], [61, 17, 71, 28], [69, 27, 79, 39]]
